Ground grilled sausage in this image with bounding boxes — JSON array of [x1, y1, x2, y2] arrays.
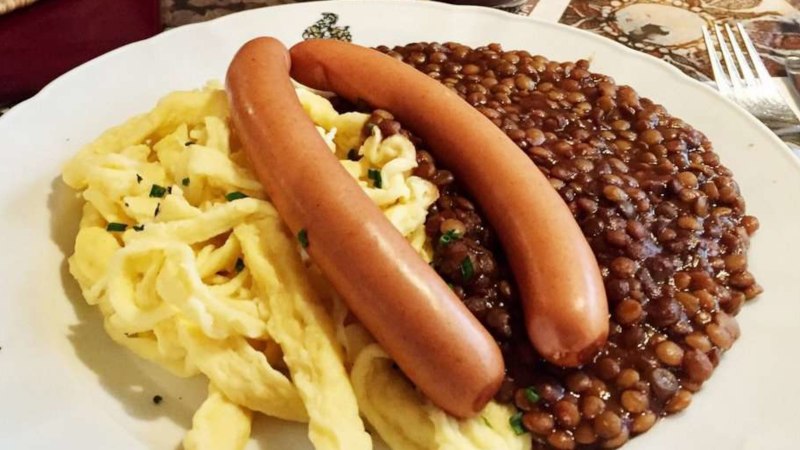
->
[[226, 37, 504, 418], [290, 39, 609, 367]]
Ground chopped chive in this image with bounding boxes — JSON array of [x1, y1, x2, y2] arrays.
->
[[106, 222, 127, 232], [367, 168, 383, 189], [439, 229, 463, 246], [524, 387, 541, 404], [509, 411, 526, 435], [225, 191, 248, 201], [136, 174, 143, 184], [297, 229, 309, 248], [460, 256, 474, 281], [181, 177, 190, 186], [167, 186, 173, 195], [132, 224, 145, 232], [149, 184, 167, 198], [184, 140, 195, 146], [154, 203, 161, 217], [347, 148, 362, 161], [481, 415, 493, 429], [234, 258, 245, 273]]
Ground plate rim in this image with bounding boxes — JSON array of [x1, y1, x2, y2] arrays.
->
[[1, 1, 799, 448]]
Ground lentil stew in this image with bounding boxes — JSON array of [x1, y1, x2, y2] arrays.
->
[[364, 42, 761, 449]]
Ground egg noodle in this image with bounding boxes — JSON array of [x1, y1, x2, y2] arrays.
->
[[63, 82, 530, 450]]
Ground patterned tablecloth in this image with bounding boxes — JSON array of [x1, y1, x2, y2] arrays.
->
[[161, 0, 799, 80]]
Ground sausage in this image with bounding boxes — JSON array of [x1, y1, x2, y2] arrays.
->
[[225, 37, 504, 418], [290, 39, 609, 367]]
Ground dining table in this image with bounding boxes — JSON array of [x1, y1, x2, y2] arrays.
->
[[0, 0, 800, 98], [1, 0, 799, 151]]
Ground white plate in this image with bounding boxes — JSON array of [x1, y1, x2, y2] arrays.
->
[[1, 1, 799, 448]]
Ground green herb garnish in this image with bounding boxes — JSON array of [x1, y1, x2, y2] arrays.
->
[[439, 229, 463, 246], [136, 174, 143, 184], [154, 203, 161, 217], [368, 168, 383, 189], [132, 224, 145, 232], [509, 412, 526, 435], [524, 387, 541, 404], [234, 258, 245, 273], [460, 257, 474, 281], [481, 416, 493, 429], [298, 229, 309, 248], [225, 191, 248, 201], [106, 222, 127, 232], [181, 177, 190, 186], [149, 184, 167, 198]]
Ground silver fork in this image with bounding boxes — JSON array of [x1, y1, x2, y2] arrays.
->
[[702, 22, 800, 146]]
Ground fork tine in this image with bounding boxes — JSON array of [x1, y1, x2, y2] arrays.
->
[[702, 25, 731, 93], [714, 24, 742, 90], [725, 23, 756, 86], [736, 22, 773, 86]]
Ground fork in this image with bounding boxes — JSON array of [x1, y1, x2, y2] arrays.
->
[[702, 22, 800, 146]]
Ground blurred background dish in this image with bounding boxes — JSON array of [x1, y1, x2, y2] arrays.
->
[[0, 0, 37, 15], [0, 0, 161, 104]]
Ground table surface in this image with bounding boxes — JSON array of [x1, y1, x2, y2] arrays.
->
[[161, 0, 799, 80], [3, 0, 799, 121]]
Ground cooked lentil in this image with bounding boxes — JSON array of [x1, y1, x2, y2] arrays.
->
[[362, 42, 761, 449]]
